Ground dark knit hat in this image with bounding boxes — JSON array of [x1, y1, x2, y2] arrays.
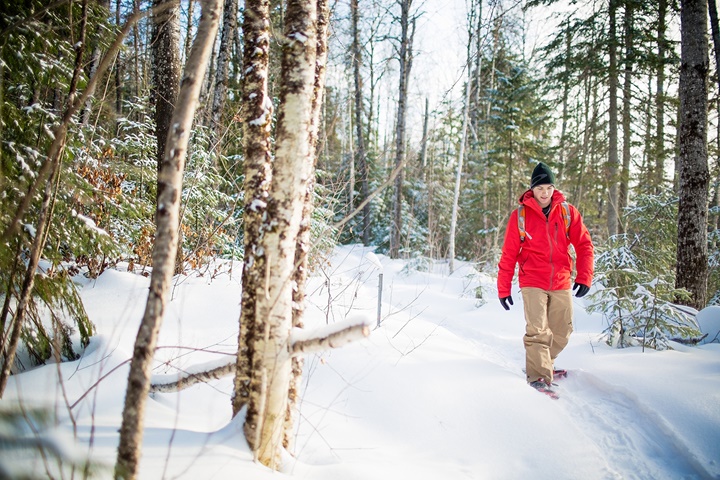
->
[[530, 162, 555, 188]]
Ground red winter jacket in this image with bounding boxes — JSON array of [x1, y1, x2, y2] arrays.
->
[[497, 189, 594, 298]]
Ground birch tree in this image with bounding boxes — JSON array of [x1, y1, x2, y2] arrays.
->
[[241, 0, 320, 465], [449, 2, 478, 274], [287, 0, 330, 450], [232, 0, 367, 466], [389, 0, 415, 258], [114, 1, 222, 478], [232, 0, 273, 417], [676, 0, 709, 309]]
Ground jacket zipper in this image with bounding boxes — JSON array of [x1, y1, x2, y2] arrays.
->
[[547, 216, 557, 290]]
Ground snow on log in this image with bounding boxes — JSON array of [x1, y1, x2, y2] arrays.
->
[[290, 315, 371, 356], [149, 357, 236, 394], [148, 317, 370, 394]]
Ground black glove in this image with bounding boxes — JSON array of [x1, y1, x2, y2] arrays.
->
[[500, 295, 514, 310], [573, 283, 590, 298]]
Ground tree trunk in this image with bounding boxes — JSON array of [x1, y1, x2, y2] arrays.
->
[[675, 0, 709, 309], [709, 0, 720, 232], [286, 0, 330, 451], [352, 0, 370, 245], [607, 0, 620, 237], [420, 97, 432, 255], [183, 0, 196, 62], [558, 21, 571, 173], [619, 0, 633, 233], [483, 11, 497, 251], [115, 0, 123, 118], [114, 2, 221, 478], [390, 0, 414, 259], [709, 0, 720, 84], [209, 0, 238, 137], [449, 76, 470, 274], [655, 0, 667, 193], [232, 0, 273, 417], [151, 0, 182, 272], [132, 0, 141, 104], [242, 0, 318, 467], [83, 0, 111, 126], [449, 17, 475, 274]]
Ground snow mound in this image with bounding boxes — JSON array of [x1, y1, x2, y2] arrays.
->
[[696, 306, 720, 344]]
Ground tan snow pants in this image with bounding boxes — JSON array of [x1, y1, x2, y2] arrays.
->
[[521, 287, 573, 384]]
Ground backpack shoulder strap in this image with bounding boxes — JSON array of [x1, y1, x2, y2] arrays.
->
[[560, 201, 571, 239], [519, 202, 571, 242]]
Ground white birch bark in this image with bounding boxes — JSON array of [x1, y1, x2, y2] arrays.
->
[[243, 0, 318, 468], [233, 0, 273, 418], [449, 71, 472, 274], [449, 12, 476, 274], [286, 0, 330, 451]]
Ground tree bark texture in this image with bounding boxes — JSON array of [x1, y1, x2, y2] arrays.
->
[[114, 2, 221, 478], [151, 0, 181, 175], [243, 0, 317, 468], [286, 0, 330, 451], [151, 0, 183, 273], [710, 0, 720, 83], [233, 0, 273, 418], [676, 0, 709, 309]]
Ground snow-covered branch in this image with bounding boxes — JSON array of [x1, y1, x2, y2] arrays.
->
[[149, 357, 236, 394], [148, 317, 370, 393], [290, 315, 370, 356]]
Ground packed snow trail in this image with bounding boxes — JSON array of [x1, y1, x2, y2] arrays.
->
[[558, 372, 716, 480], [448, 311, 715, 480]]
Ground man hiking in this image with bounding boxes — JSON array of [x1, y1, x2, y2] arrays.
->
[[497, 162, 594, 397]]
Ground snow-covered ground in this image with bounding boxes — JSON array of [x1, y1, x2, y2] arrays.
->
[[3, 244, 720, 479]]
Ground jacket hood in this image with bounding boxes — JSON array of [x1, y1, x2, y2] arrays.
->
[[518, 188, 568, 207]]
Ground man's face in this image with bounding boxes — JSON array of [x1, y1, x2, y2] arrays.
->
[[532, 184, 554, 208]]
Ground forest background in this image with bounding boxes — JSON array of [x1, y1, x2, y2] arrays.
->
[[0, 0, 718, 476]]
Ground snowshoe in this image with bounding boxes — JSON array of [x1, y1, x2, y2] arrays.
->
[[529, 378, 559, 400]]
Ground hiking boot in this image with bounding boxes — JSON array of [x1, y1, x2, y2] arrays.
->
[[528, 378, 553, 391]]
